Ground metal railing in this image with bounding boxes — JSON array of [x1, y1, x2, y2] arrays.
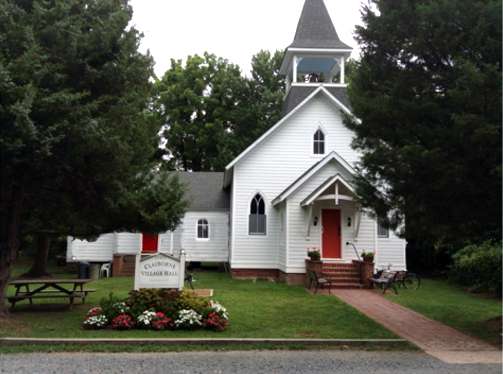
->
[[345, 241, 361, 261]]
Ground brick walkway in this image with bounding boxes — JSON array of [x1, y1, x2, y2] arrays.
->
[[332, 289, 501, 364]]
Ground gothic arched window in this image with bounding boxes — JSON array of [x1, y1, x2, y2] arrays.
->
[[249, 194, 266, 235], [313, 129, 325, 154]]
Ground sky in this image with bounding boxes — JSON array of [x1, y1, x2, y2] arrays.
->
[[129, 0, 365, 78]]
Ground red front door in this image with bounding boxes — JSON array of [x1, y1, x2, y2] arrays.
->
[[322, 210, 341, 259], [142, 233, 158, 253]]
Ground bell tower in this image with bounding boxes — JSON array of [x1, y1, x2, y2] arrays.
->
[[280, 0, 352, 93]]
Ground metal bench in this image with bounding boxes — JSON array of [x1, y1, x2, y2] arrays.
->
[[370, 271, 399, 295], [307, 270, 333, 295]]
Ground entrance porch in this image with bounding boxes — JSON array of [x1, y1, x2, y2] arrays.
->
[[301, 173, 365, 263]]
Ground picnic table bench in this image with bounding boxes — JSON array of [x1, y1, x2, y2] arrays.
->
[[8, 279, 95, 309]]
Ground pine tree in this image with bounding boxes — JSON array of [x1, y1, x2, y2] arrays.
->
[[345, 0, 502, 249], [0, 0, 186, 314]]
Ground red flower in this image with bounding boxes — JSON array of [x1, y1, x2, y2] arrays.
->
[[151, 312, 173, 331], [111, 313, 135, 330], [204, 312, 228, 332], [86, 306, 103, 318]]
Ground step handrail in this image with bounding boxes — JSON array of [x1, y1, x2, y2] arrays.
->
[[345, 241, 361, 261]]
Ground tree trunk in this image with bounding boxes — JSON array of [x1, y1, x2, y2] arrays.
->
[[0, 249, 12, 317], [0, 190, 23, 317], [23, 234, 51, 278]]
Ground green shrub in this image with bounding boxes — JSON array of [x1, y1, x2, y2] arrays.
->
[[450, 241, 502, 295], [361, 251, 375, 262], [99, 293, 129, 320], [126, 289, 180, 317], [307, 250, 320, 261], [174, 290, 209, 314]]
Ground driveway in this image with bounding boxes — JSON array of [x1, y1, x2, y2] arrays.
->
[[0, 351, 500, 374], [332, 289, 501, 364]]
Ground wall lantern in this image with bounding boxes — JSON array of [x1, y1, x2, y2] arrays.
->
[[313, 216, 319, 226], [347, 217, 352, 227]]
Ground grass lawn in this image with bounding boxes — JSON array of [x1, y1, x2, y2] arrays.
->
[[1, 262, 397, 341], [384, 278, 502, 346]]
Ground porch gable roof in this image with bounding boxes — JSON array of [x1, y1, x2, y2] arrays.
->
[[300, 173, 355, 207], [271, 151, 355, 206]]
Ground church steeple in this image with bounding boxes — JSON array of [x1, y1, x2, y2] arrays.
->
[[280, 0, 352, 93], [289, 0, 351, 50]]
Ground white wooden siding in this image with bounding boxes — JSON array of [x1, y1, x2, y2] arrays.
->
[[277, 202, 288, 272], [231, 93, 361, 270], [67, 212, 230, 264], [115, 233, 141, 255], [66, 234, 115, 263], [376, 229, 407, 270], [181, 212, 229, 262]]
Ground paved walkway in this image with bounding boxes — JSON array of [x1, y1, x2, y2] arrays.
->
[[332, 289, 502, 364]]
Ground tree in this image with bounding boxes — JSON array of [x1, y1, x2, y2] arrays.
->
[[345, 0, 501, 250], [0, 0, 186, 315], [156, 50, 285, 171], [234, 50, 285, 151], [156, 53, 246, 171]]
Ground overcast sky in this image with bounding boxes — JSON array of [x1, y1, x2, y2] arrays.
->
[[129, 0, 365, 78]]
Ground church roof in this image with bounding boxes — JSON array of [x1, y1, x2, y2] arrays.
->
[[288, 0, 352, 50], [282, 85, 351, 116], [174, 172, 229, 212]]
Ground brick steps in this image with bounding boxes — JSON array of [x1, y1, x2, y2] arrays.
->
[[324, 276, 361, 284], [320, 263, 363, 289], [322, 269, 360, 275]]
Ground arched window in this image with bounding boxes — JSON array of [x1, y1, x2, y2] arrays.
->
[[313, 129, 325, 154], [197, 218, 209, 240], [249, 194, 266, 235]]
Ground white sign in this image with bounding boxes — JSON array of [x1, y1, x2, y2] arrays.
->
[[134, 251, 186, 290]]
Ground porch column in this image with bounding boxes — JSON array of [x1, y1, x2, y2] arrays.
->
[[305, 205, 313, 238]]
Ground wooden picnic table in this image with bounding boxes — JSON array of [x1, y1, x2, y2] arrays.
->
[[8, 278, 96, 309]]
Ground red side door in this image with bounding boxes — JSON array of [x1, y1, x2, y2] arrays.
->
[[322, 210, 341, 259], [142, 233, 158, 253]]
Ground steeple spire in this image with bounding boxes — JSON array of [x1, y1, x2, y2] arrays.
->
[[289, 0, 351, 49], [279, 0, 353, 116]]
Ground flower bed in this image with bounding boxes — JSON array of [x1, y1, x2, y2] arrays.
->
[[82, 289, 229, 332]]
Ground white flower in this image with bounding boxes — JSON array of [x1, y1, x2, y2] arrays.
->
[[113, 302, 130, 314], [209, 300, 229, 320], [175, 309, 202, 327], [137, 310, 157, 326], [83, 315, 108, 328]]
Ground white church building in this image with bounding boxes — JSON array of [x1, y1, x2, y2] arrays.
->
[[68, 0, 406, 283]]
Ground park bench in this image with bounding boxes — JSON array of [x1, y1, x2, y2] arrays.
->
[[369, 271, 399, 295], [307, 270, 334, 295]]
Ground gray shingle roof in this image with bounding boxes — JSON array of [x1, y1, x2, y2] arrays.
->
[[289, 0, 352, 50], [282, 86, 351, 116], [175, 172, 229, 212]]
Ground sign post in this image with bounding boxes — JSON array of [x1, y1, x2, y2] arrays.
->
[[134, 250, 186, 290]]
